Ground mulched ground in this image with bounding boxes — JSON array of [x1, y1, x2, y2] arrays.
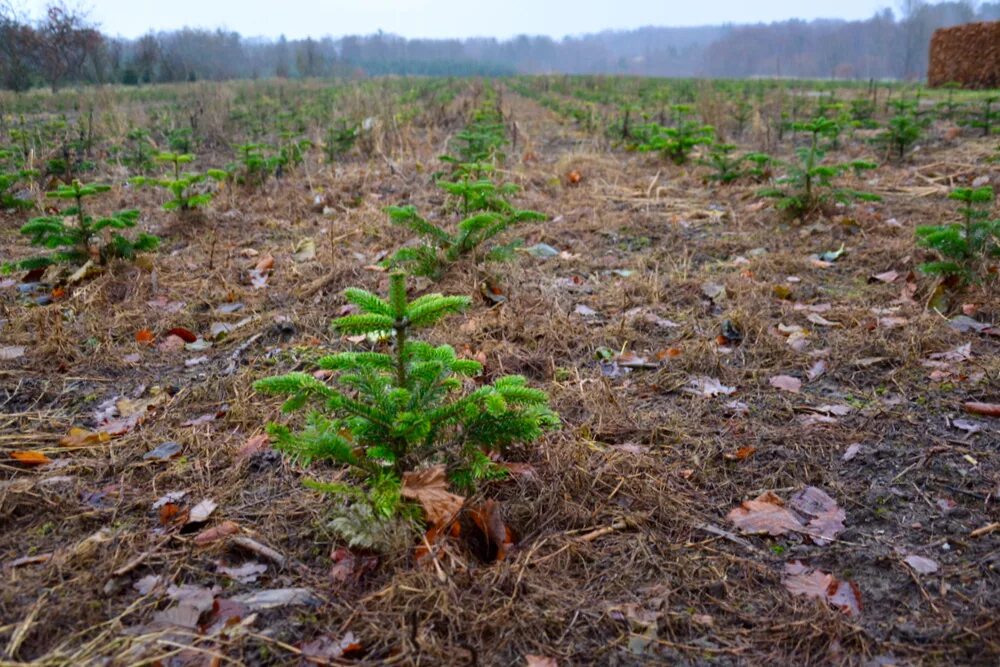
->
[[1, 80, 998, 666]]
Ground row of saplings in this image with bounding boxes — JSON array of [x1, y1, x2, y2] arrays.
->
[[255, 92, 560, 551], [1, 88, 561, 555], [3, 93, 997, 554]]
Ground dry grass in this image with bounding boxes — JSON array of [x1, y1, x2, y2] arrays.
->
[[1, 79, 999, 666]]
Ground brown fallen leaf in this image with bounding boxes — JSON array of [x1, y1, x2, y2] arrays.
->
[[806, 360, 828, 382], [236, 433, 271, 459], [159, 503, 181, 526], [963, 402, 1000, 418], [724, 446, 757, 461], [0, 345, 26, 360], [300, 632, 363, 664], [904, 554, 939, 575], [329, 547, 378, 583], [165, 327, 198, 343], [11, 450, 52, 466], [525, 656, 559, 667], [401, 465, 464, 527], [187, 498, 218, 524], [254, 254, 275, 273], [728, 487, 845, 544], [782, 561, 862, 616], [194, 520, 240, 545], [789, 486, 846, 545], [870, 270, 899, 283], [6, 553, 54, 568], [59, 427, 111, 448], [727, 491, 804, 536], [157, 334, 186, 352], [769, 375, 802, 393]]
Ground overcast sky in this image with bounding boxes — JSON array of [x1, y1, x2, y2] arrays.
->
[[20, 0, 900, 39]]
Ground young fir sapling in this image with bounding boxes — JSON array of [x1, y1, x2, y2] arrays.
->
[[874, 100, 925, 161], [324, 122, 359, 162], [131, 152, 226, 212], [3, 180, 159, 273], [915, 186, 999, 283], [758, 117, 880, 218], [634, 105, 715, 165], [0, 149, 35, 210], [253, 272, 558, 548], [702, 143, 744, 184]]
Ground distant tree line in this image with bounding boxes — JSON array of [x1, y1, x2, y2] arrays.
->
[[2, 0, 999, 91]]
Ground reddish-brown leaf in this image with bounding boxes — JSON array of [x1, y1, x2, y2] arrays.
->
[[299, 632, 363, 664], [401, 465, 465, 527], [11, 450, 52, 466], [159, 503, 181, 525], [236, 433, 271, 459], [165, 327, 197, 343], [964, 402, 1000, 418], [468, 499, 515, 561], [254, 254, 275, 273], [194, 520, 240, 545], [525, 656, 559, 667], [769, 375, 802, 393], [782, 561, 862, 616], [59, 427, 111, 448], [157, 334, 186, 352], [727, 491, 804, 536]]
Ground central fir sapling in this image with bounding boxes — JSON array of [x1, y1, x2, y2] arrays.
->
[[253, 272, 559, 548]]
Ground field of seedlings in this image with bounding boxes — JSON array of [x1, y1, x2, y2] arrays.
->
[[1, 75, 999, 665]]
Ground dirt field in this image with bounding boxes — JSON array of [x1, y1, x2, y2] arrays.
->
[[1, 78, 998, 666]]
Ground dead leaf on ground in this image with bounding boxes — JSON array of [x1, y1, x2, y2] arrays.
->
[[0, 345, 26, 360], [11, 451, 52, 466], [963, 402, 1000, 418], [165, 326, 197, 343], [525, 656, 559, 667], [329, 547, 378, 583], [904, 554, 939, 575], [684, 376, 736, 397], [468, 499, 515, 561], [300, 632, 363, 664], [187, 498, 218, 524], [870, 270, 899, 283], [770, 375, 802, 393], [401, 465, 465, 527], [59, 427, 110, 448], [726, 491, 803, 536], [194, 520, 240, 545], [806, 360, 828, 381], [728, 487, 845, 544], [236, 433, 271, 459], [230, 587, 319, 610], [782, 561, 862, 616], [789, 486, 846, 545], [217, 560, 267, 583]]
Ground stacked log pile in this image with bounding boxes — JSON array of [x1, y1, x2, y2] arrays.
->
[[928, 21, 1000, 89]]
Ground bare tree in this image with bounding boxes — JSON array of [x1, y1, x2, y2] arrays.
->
[[0, 1, 38, 92], [37, 1, 103, 91]]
